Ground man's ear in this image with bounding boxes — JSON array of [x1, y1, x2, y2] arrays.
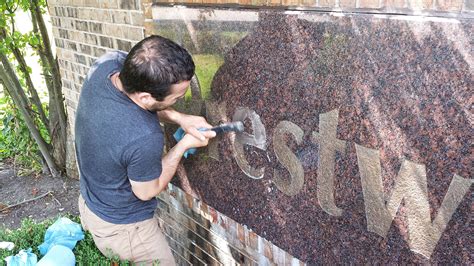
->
[[136, 92, 154, 104]]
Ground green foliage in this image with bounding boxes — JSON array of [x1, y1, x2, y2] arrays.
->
[[0, 215, 129, 265], [0, 0, 53, 172], [0, 92, 45, 173], [0, 218, 50, 260]]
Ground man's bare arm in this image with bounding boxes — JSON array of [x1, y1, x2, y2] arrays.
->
[[157, 107, 213, 141], [129, 141, 186, 201], [129, 131, 215, 201], [157, 107, 182, 124]]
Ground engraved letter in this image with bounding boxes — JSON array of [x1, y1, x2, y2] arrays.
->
[[273, 121, 304, 196], [205, 100, 228, 161], [231, 107, 267, 179], [311, 109, 346, 216], [356, 144, 473, 258]]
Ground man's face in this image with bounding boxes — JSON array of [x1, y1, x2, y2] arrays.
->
[[147, 81, 190, 112]]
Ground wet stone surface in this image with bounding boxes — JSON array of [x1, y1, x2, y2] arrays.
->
[[154, 8, 473, 264]]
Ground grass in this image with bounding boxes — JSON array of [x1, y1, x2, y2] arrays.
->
[[186, 54, 224, 101], [0, 215, 129, 265]]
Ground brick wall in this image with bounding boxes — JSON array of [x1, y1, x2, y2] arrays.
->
[[49, 0, 144, 127], [47, 0, 145, 177]]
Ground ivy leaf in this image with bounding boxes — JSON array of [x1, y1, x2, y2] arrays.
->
[[29, 33, 40, 46], [18, 0, 31, 10], [4, 36, 12, 47], [0, 43, 8, 54]]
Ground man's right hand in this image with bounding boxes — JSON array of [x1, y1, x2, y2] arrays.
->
[[179, 130, 216, 150]]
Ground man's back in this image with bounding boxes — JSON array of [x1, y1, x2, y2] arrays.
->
[[75, 51, 164, 224]]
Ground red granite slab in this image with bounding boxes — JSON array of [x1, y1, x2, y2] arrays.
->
[[160, 11, 473, 264]]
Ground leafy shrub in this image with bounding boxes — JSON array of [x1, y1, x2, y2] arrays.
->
[[0, 215, 129, 265], [0, 92, 47, 174]]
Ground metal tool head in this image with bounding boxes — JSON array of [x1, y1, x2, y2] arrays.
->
[[211, 121, 245, 134], [228, 121, 244, 132]]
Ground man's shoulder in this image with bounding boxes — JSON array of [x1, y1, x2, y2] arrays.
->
[[95, 50, 128, 66], [85, 50, 128, 81]]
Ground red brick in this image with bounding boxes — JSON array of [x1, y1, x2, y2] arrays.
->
[[185, 193, 193, 208], [237, 224, 245, 243], [436, 0, 462, 11], [340, 0, 356, 7], [299, 0, 316, 6], [319, 0, 335, 7], [386, 0, 406, 8], [282, 0, 300, 5], [248, 231, 258, 249], [209, 207, 218, 223], [251, 0, 268, 5], [200, 202, 208, 216], [263, 240, 273, 260], [407, 0, 433, 9], [359, 0, 382, 8]]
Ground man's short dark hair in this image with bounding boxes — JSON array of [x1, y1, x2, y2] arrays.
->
[[119, 35, 195, 101]]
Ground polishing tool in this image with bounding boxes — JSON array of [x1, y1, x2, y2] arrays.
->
[[206, 121, 245, 134], [173, 121, 244, 158]]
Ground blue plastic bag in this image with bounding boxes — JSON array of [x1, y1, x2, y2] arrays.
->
[[38, 217, 84, 255], [4, 248, 37, 266], [37, 245, 75, 266]]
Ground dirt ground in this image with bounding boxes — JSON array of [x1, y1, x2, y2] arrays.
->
[[0, 161, 80, 229]]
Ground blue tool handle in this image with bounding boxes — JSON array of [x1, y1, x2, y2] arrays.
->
[[173, 127, 207, 158]]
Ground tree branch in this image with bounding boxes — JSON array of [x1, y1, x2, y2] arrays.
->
[[0, 191, 53, 212], [0, 56, 60, 177]]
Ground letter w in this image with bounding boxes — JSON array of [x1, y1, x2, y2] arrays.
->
[[355, 144, 472, 258]]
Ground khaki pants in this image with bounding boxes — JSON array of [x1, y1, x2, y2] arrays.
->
[[78, 195, 175, 265]]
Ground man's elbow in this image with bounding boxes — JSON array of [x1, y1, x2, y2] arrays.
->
[[131, 187, 155, 201], [131, 180, 165, 201], [135, 192, 154, 201]]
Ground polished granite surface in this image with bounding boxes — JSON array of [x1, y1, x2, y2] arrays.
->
[[151, 7, 473, 264]]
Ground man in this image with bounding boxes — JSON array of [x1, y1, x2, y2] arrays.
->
[[75, 35, 216, 265]]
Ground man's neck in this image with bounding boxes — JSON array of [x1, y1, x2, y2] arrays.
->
[[110, 72, 147, 110]]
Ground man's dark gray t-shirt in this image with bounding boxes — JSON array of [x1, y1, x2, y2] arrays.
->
[[75, 51, 164, 224]]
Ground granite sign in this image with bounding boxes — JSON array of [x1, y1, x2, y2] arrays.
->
[[152, 7, 473, 264], [205, 106, 472, 259]]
